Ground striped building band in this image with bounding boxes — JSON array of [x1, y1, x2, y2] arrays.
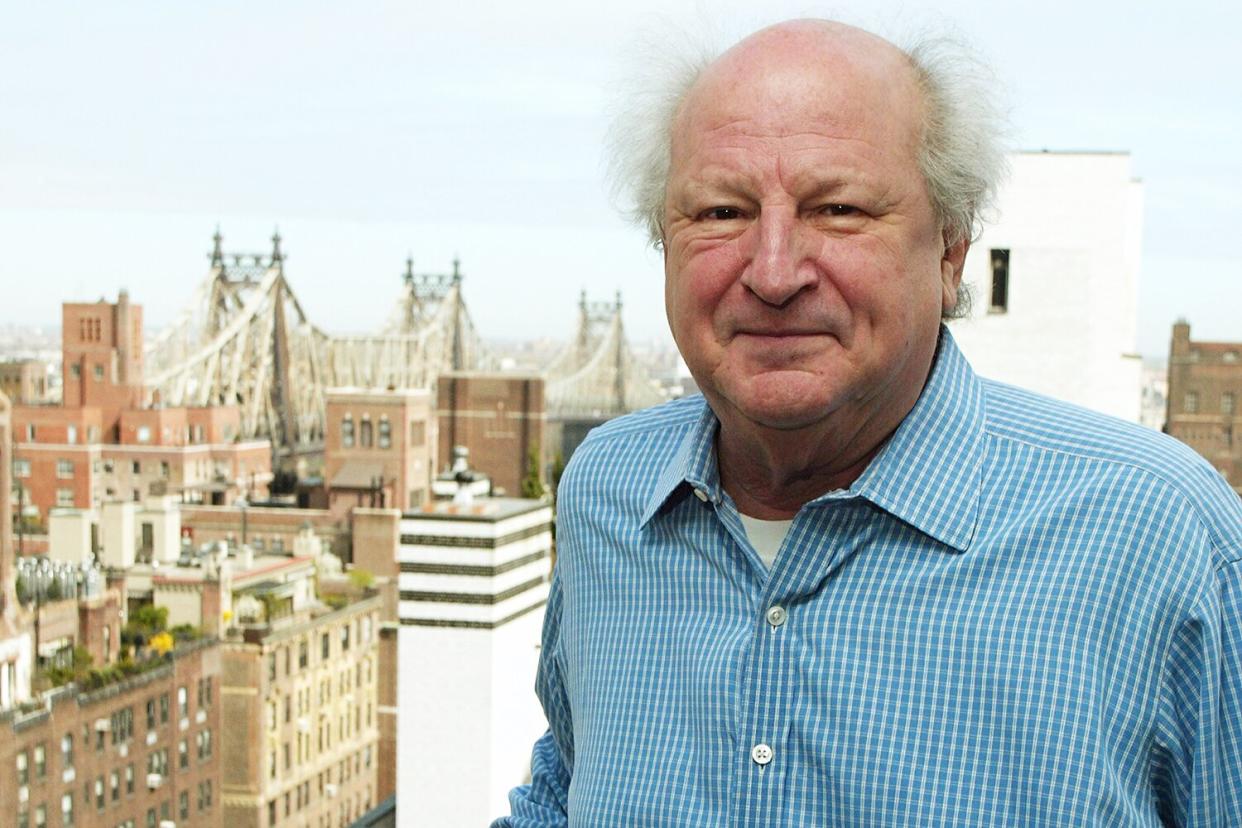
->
[[498, 329, 1242, 827]]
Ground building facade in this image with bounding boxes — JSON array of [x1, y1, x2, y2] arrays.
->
[[324, 389, 435, 516], [0, 638, 223, 828], [436, 373, 546, 497], [220, 595, 382, 828], [12, 293, 271, 524], [396, 498, 552, 826], [1166, 320, 1242, 494], [0, 360, 50, 406], [949, 151, 1144, 422]]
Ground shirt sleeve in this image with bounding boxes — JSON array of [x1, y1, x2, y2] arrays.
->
[[493, 572, 573, 827], [1152, 556, 1242, 827]]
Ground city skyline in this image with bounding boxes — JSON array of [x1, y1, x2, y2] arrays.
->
[[1, 1, 1238, 358]]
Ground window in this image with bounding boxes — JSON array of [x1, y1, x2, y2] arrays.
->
[[988, 248, 1010, 313], [94, 776, 104, 809], [197, 729, 212, 760], [160, 461, 169, 478], [56, 459, 74, 478], [285, 694, 292, 723], [126, 763, 134, 794], [61, 793, 73, 827], [15, 459, 30, 477], [378, 417, 391, 448], [269, 749, 277, 780], [1223, 392, 1236, 415], [145, 808, 156, 828], [66, 425, 77, 445], [341, 416, 355, 448], [62, 734, 74, 769], [177, 686, 188, 720], [111, 707, 133, 743], [16, 749, 28, 785], [57, 489, 75, 507], [360, 418, 374, 448], [198, 677, 212, 709], [1185, 391, 1200, 414], [26, 423, 35, 442], [299, 640, 309, 669], [146, 698, 156, 730], [178, 739, 189, 770], [71, 363, 81, 379], [322, 632, 330, 660], [341, 624, 351, 652], [136, 426, 150, 444], [93, 364, 104, 381], [268, 653, 277, 682], [132, 460, 141, 474], [33, 743, 45, 779], [110, 770, 120, 802], [179, 791, 189, 820]]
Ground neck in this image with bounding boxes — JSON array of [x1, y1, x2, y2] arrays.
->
[[716, 414, 885, 519]]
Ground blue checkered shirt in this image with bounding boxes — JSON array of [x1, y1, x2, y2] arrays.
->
[[497, 330, 1242, 827]]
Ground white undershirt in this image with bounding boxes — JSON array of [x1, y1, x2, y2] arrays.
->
[[738, 514, 794, 569]]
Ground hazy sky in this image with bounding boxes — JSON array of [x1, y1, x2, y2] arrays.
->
[[1, 0, 1238, 357]]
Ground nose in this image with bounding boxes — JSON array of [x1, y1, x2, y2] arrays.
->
[[739, 207, 816, 307]]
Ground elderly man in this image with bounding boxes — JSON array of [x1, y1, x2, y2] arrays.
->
[[497, 19, 1242, 827]]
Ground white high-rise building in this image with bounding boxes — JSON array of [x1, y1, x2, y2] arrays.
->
[[949, 151, 1144, 422], [396, 498, 553, 826]]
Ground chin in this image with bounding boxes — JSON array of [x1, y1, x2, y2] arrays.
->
[[713, 372, 843, 431]]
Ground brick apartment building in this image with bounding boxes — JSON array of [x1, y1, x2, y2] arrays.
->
[[221, 595, 382, 828], [436, 373, 545, 497], [12, 292, 271, 525], [1166, 320, 1242, 494], [324, 389, 435, 517], [0, 638, 223, 828]]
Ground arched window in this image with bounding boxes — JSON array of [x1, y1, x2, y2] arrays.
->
[[341, 416, 355, 448], [360, 418, 373, 448], [378, 417, 391, 449]]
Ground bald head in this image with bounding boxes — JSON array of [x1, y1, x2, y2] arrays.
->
[[672, 20, 926, 198]]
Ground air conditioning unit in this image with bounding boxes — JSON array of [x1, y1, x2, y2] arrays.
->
[[118, 743, 128, 758], [94, 718, 111, 731], [147, 773, 163, 789], [159, 821, 176, 828], [146, 731, 157, 746], [195, 709, 207, 724], [324, 783, 338, 798]]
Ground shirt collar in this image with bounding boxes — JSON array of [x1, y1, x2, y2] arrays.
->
[[640, 327, 984, 552]]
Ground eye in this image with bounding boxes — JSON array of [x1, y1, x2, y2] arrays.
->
[[821, 204, 860, 216], [698, 206, 744, 221]]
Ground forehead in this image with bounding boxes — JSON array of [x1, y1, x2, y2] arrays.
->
[[672, 24, 924, 166]]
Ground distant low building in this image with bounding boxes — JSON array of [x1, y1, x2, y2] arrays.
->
[[0, 359, 50, 405], [436, 373, 545, 497], [1166, 320, 1242, 494]]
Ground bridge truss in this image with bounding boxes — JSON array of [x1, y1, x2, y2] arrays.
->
[[145, 232, 485, 456]]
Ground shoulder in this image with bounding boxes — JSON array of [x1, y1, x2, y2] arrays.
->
[[556, 396, 705, 502], [980, 379, 1242, 563]]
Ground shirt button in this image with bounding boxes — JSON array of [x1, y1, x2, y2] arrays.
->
[[766, 605, 787, 627], [693, 488, 709, 502], [751, 743, 774, 766]]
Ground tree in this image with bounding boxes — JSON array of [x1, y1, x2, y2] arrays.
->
[[520, 446, 546, 500], [348, 568, 374, 591]]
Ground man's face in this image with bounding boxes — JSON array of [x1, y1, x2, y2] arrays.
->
[[663, 24, 965, 434]]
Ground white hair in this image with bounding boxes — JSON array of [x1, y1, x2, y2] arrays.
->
[[605, 20, 1009, 318]]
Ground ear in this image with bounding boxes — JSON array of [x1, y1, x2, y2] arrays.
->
[[940, 233, 970, 314]]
